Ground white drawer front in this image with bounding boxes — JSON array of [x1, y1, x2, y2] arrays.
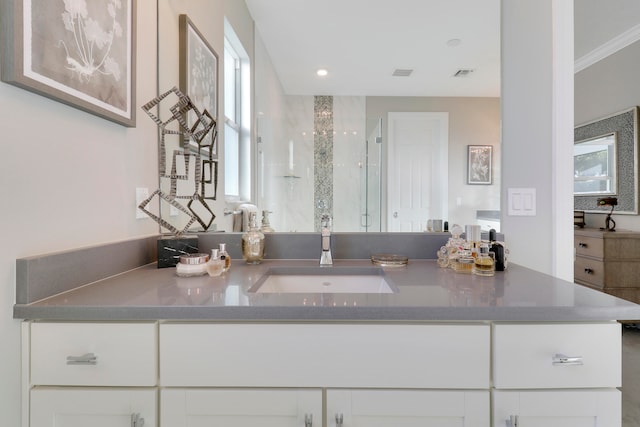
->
[[31, 322, 157, 386], [160, 323, 490, 389], [493, 323, 620, 389]]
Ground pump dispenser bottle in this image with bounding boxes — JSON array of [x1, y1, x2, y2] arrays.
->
[[242, 212, 265, 264]]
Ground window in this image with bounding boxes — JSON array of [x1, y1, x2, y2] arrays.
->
[[574, 133, 617, 195], [223, 20, 250, 201]]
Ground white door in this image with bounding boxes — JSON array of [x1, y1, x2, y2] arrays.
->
[[30, 388, 156, 427], [387, 112, 448, 232], [327, 389, 489, 427], [493, 389, 620, 427], [162, 388, 322, 427]]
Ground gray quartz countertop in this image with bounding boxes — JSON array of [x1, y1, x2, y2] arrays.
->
[[13, 259, 640, 322]]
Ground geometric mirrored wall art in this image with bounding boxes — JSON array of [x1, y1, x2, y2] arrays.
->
[[140, 87, 218, 236]]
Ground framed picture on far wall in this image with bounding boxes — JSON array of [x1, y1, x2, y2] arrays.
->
[[1, 0, 137, 127], [467, 145, 493, 185]]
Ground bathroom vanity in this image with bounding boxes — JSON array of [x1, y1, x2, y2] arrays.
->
[[14, 237, 640, 427]]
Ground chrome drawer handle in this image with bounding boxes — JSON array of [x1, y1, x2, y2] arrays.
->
[[131, 413, 145, 427], [304, 413, 313, 427], [552, 353, 583, 366], [584, 268, 594, 274], [335, 413, 344, 427], [578, 242, 588, 248], [66, 352, 97, 365]]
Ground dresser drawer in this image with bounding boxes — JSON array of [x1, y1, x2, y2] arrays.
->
[[30, 322, 157, 386], [160, 323, 490, 389], [574, 257, 605, 285], [493, 323, 620, 389], [574, 235, 604, 258]]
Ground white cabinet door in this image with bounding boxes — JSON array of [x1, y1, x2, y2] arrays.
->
[[493, 389, 620, 427], [30, 388, 156, 427], [162, 389, 322, 427], [327, 389, 490, 427]]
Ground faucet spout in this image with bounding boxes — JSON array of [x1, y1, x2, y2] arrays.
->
[[320, 214, 333, 265]]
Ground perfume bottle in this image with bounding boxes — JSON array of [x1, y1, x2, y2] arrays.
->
[[473, 243, 495, 276], [206, 249, 225, 277], [219, 243, 231, 272], [242, 212, 265, 264]]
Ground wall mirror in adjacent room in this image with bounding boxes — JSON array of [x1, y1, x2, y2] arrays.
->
[[574, 107, 639, 214]]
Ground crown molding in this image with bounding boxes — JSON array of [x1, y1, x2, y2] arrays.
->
[[575, 23, 640, 73]]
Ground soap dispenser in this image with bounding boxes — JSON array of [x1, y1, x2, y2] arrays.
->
[[260, 210, 275, 233], [242, 212, 265, 264]]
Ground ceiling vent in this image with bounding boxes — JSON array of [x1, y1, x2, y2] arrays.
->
[[392, 69, 413, 77], [453, 69, 475, 77]]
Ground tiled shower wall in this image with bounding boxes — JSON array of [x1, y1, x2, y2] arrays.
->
[[258, 95, 367, 232]]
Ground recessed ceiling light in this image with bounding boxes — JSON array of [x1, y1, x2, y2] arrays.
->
[[446, 38, 462, 47], [316, 69, 328, 77]]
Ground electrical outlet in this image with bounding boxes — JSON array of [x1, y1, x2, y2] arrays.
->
[[135, 187, 149, 219]]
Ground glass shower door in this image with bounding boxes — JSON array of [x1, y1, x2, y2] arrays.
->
[[360, 118, 382, 232]]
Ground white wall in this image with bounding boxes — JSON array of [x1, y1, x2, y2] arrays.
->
[[500, 0, 574, 278], [575, 40, 640, 232], [0, 3, 159, 425]]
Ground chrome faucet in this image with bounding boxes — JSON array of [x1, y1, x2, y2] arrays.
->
[[320, 214, 333, 265]]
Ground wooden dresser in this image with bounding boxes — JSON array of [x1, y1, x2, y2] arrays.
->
[[574, 228, 640, 304]]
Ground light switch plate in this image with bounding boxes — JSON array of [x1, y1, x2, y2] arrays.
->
[[507, 188, 536, 216]]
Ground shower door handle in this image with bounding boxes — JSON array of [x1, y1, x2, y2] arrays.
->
[[361, 213, 372, 227]]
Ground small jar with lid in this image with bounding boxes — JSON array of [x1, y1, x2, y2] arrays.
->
[[175, 253, 209, 277]]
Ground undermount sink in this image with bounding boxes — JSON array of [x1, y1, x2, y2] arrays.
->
[[248, 266, 397, 294]]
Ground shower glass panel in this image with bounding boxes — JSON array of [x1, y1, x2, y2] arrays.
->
[[360, 118, 382, 231]]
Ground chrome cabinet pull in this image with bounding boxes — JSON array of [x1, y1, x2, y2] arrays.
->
[[335, 413, 344, 427], [304, 413, 313, 427], [552, 353, 583, 366], [66, 352, 97, 365], [131, 413, 145, 427], [507, 415, 519, 427], [584, 267, 594, 274], [578, 242, 587, 248]]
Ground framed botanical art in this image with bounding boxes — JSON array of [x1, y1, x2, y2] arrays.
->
[[467, 145, 493, 185], [1, 0, 137, 126], [179, 14, 219, 159]]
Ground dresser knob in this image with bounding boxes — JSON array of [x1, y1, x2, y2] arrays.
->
[[578, 242, 587, 248], [584, 268, 594, 274]]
